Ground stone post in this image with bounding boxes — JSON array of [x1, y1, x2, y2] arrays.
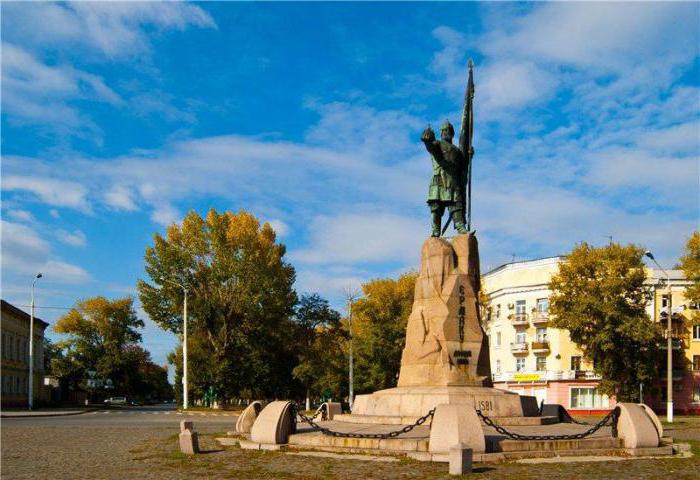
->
[[449, 443, 473, 475], [179, 420, 199, 455]]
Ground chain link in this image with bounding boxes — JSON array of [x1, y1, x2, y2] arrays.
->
[[475, 407, 620, 441], [294, 404, 436, 440]]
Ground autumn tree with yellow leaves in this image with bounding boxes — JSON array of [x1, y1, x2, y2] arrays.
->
[[53, 296, 170, 400], [138, 209, 298, 402]]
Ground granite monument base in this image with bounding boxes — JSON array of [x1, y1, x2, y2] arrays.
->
[[349, 386, 540, 420]]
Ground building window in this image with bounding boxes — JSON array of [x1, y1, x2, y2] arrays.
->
[[496, 332, 501, 347], [570, 387, 609, 409], [571, 356, 582, 371], [661, 295, 669, 308], [516, 358, 526, 372], [536, 357, 546, 371], [515, 300, 526, 314], [693, 387, 700, 403], [496, 359, 501, 374], [536, 327, 547, 342], [536, 298, 549, 312], [693, 325, 700, 341], [693, 355, 700, 372], [516, 332, 527, 344], [496, 304, 501, 319]]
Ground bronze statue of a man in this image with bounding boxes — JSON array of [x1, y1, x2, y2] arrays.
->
[[421, 120, 468, 237], [421, 60, 475, 237]]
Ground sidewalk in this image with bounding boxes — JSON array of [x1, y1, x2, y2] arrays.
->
[[1, 408, 97, 418]]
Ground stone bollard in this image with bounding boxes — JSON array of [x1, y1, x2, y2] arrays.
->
[[179, 420, 200, 455], [449, 443, 473, 475]]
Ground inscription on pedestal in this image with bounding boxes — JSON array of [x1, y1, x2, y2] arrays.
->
[[454, 350, 471, 365], [458, 285, 465, 343]]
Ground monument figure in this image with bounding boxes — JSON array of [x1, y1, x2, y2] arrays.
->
[[421, 60, 475, 237], [348, 61, 539, 420]]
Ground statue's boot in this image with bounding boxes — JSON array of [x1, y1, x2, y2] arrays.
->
[[431, 211, 442, 237], [452, 210, 468, 234]]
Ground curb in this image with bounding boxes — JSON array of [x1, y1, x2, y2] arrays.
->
[[1, 408, 99, 418]]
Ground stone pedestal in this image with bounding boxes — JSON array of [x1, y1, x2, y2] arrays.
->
[[350, 234, 538, 419]]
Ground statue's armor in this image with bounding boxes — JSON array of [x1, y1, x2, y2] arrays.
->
[[422, 134, 468, 236], [426, 140, 465, 205]]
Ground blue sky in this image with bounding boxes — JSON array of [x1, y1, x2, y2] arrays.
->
[[2, 2, 699, 372]]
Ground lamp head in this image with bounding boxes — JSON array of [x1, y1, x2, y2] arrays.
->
[[644, 251, 654, 260], [36, 273, 43, 279]]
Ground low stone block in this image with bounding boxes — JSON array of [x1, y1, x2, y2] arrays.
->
[[251, 400, 294, 445], [639, 403, 663, 439], [236, 400, 263, 434], [429, 404, 485, 454], [449, 443, 473, 475], [616, 403, 660, 449], [179, 430, 199, 455], [180, 420, 194, 432], [325, 402, 342, 420]]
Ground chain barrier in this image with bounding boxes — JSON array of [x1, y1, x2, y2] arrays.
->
[[475, 407, 620, 441], [293, 404, 436, 440]]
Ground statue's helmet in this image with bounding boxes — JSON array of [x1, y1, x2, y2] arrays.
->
[[440, 120, 455, 138]]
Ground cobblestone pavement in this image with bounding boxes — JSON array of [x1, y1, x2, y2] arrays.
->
[[2, 415, 699, 480], [1, 420, 231, 480]]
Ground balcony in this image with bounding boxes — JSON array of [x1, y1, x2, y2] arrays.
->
[[531, 311, 549, 325], [510, 342, 528, 354], [510, 313, 529, 327], [659, 336, 687, 350], [531, 340, 550, 354]]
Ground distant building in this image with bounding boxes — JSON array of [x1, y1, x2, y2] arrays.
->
[[482, 257, 700, 415], [1, 300, 49, 408]]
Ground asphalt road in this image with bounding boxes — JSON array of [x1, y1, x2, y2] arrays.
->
[[2, 404, 237, 427]]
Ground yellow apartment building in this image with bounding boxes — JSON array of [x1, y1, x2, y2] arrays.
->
[[482, 257, 700, 415]]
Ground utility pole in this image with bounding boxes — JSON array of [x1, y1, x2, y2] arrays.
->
[[645, 251, 673, 422], [28, 273, 42, 410], [183, 288, 189, 410], [343, 285, 360, 410], [164, 278, 189, 410]]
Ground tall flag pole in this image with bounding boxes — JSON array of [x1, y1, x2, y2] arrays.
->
[[458, 60, 475, 231]]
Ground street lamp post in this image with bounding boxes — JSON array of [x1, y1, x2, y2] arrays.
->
[[645, 251, 673, 423], [348, 299, 354, 409], [164, 279, 188, 410], [28, 273, 42, 410]]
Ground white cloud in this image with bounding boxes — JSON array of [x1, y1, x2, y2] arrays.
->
[[266, 219, 290, 237], [478, 61, 557, 113], [2, 2, 216, 58], [1, 42, 121, 130], [6, 209, 35, 223], [2, 174, 90, 211], [56, 229, 87, 247], [482, 3, 699, 71], [1, 2, 215, 133], [104, 185, 138, 211], [0, 220, 90, 284], [292, 213, 425, 265], [49, 209, 60, 219], [150, 203, 180, 227]]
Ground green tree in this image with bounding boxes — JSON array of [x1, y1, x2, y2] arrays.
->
[[549, 242, 662, 401], [53, 296, 144, 396], [292, 294, 345, 408], [138, 209, 298, 402], [679, 231, 700, 320], [352, 272, 416, 393]]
